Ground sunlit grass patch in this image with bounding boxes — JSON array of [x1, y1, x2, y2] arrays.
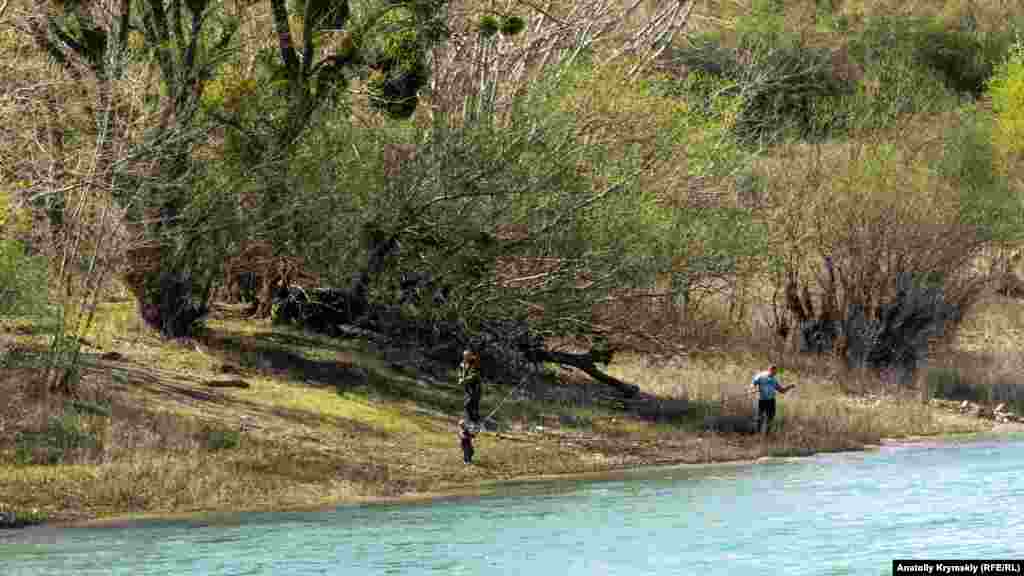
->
[[245, 375, 428, 435], [84, 301, 150, 349]]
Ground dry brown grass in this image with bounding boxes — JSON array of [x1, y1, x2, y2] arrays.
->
[[608, 348, 988, 457], [0, 286, 1010, 525], [929, 295, 1024, 410]]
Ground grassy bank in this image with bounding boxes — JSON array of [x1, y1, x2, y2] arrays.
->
[[1, 299, 1009, 528]]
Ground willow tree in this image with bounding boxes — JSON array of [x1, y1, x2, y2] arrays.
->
[[212, 0, 449, 317]]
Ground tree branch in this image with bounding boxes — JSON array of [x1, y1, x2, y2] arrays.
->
[[270, 0, 300, 80], [533, 349, 639, 398]]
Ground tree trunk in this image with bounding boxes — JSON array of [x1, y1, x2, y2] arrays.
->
[[533, 349, 640, 398]]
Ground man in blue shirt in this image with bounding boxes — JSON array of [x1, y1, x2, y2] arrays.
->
[[751, 365, 795, 434]]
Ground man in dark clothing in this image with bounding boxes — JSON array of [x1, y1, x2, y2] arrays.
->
[[458, 419, 476, 464], [460, 349, 483, 426]]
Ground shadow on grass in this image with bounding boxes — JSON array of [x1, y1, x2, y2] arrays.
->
[[200, 325, 469, 421], [8, 326, 717, 438], [201, 329, 370, 387], [71, 355, 387, 436]]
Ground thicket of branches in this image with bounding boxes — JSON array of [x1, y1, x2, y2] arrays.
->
[[1, 0, 1023, 396]]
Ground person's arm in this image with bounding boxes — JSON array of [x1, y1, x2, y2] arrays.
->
[[466, 368, 481, 394], [777, 382, 796, 394]]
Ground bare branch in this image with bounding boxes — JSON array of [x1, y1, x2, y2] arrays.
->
[[430, 0, 698, 125]]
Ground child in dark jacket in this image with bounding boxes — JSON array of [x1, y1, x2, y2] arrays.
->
[[458, 419, 476, 464]]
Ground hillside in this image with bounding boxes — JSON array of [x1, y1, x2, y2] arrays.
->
[[1, 0, 1023, 527]]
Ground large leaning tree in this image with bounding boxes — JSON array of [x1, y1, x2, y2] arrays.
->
[[212, 0, 450, 318], [18, 0, 453, 339]]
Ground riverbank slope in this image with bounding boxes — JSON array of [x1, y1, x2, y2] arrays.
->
[[3, 300, 1015, 528]]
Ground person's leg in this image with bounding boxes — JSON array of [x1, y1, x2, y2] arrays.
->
[[464, 394, 475, 424], [764, 399, 777, 433], [757, 399, 769, 434], [469, 391, 481, 425], [462, 436, 474, 463]]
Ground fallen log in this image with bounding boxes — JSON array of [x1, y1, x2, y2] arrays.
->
[[202, 379, 251, 389]]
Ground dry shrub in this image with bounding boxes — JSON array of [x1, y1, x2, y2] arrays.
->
[[429, 0, 698, 126], [757, 117, 998, 367]]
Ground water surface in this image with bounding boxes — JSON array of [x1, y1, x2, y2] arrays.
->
[[4, 434, 1023, 575]]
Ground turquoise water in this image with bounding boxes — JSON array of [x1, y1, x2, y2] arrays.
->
[[3, 435, 1024, 575]]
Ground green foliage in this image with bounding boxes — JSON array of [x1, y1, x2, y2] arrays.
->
[[913, 25, 1008, 96], [477, 15, 499, 38], [989, 34, 1024, 159], [360, 5, 439, 119], [15, 408, 102, 465], [733, 0, 786, 37], [306, 0, 350, 31], [500, 15, 525, 37], [0, 239, 49, 318], [0, 190, 50, 318], [473, 13, 524, 38], [0, 506, 48, 529], [846, 16, 1012, 124], [940, 108, 1022, 242], [666, 29, 852, 145], [274, 58, 775, 346], [212, 0, 452, 272], [200, 426, 241, 451], [671, 14, 1017, 143]]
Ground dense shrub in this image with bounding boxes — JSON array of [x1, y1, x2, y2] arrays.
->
[[848, 16, 1014, 110], [926, 366, 1024, 414], [916, 25, 1008, 96], [666, 30, 851, 144], [666, 14, 1017, 145], [926, 367, 979, 402]]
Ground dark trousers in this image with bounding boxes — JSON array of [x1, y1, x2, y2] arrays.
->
[[757, 398, 777, 432], [464, 391, 481, 424], [460, 435, 475, 463]]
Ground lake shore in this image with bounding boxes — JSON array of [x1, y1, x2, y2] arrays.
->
[[22, 409, 1013, 532], [1, 306, 1015, 531]]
